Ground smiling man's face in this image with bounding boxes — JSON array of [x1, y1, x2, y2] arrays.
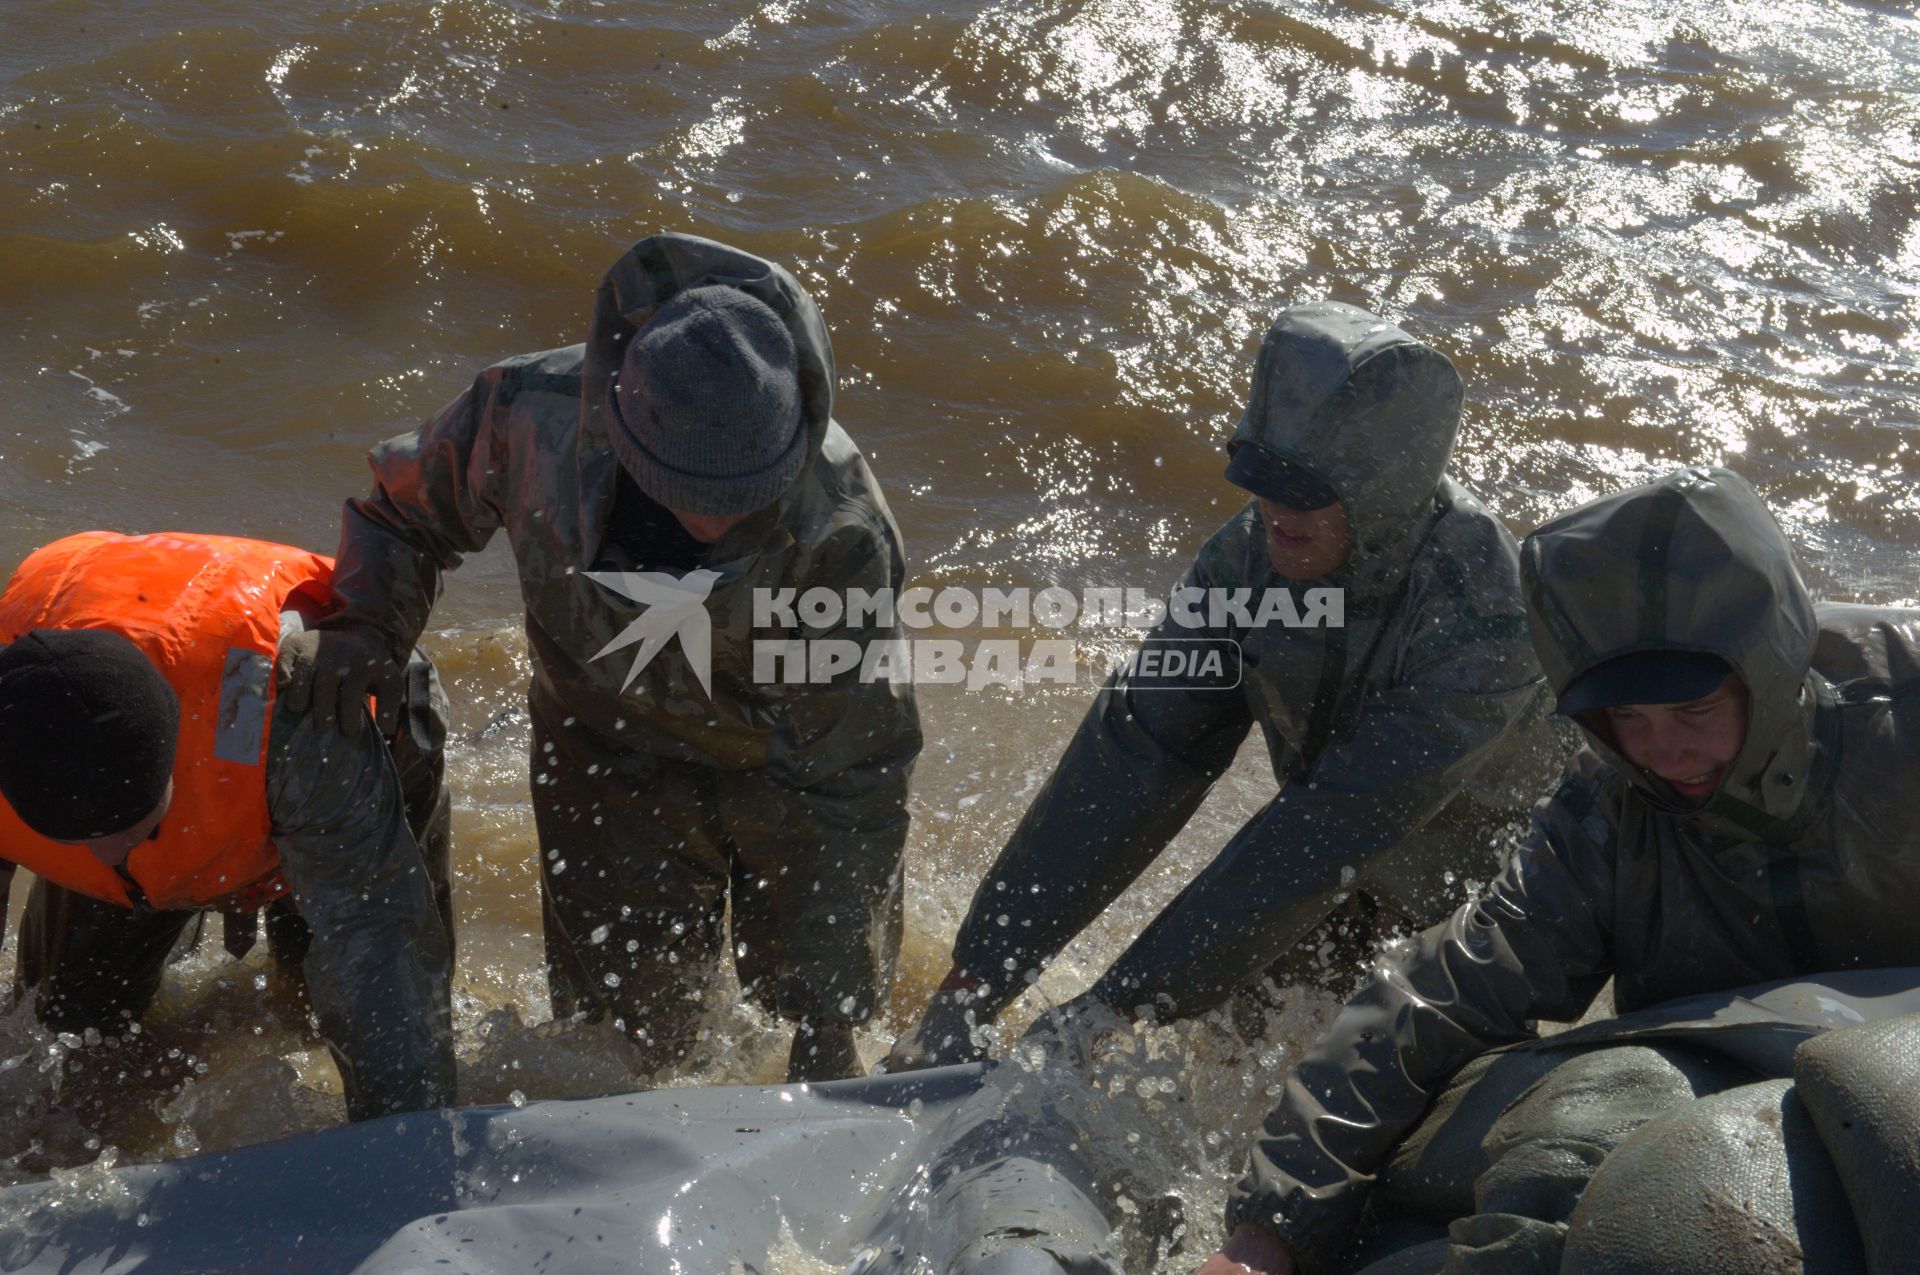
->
[[1599, 676, 1750, 805]]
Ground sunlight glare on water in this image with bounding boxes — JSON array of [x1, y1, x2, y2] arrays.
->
[[0, 0, 1917, 1266]]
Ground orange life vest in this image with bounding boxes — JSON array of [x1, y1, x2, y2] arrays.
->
[[0, 532, 335, 911]]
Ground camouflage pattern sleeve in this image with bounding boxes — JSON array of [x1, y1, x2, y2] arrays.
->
[[329, 367, 514, 657]]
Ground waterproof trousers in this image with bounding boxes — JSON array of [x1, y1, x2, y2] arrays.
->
[[528, 686, 909, 1073], [10, 652, 453, 1088]]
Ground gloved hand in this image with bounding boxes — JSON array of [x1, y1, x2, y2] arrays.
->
[[880, 984, 993, 1074], [1015, 992, 1132, 1075], [278, 624, 406, 736]]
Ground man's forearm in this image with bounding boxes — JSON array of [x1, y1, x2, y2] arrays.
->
[[325, 502, 442, 657], [949, 685, 1233, 1018]]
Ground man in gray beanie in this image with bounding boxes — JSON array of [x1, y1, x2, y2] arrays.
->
[[285, 233, 922, 1083]]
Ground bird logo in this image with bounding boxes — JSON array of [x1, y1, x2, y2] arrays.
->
[[584, 568, 723, 697]]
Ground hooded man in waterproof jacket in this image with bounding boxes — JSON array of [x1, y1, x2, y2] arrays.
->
[[0, 531, 454, 1124], [1196, 467, 1920, 1275], [888, 302, 1562, 1070], [285, 233, 922, 1083]]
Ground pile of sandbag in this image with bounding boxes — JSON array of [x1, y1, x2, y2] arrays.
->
[[1349, 971, 1920, 1274]]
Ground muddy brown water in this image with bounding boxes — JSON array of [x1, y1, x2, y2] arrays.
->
[[1, 0, 1916, 1265]]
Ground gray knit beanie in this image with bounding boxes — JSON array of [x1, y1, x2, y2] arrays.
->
[[606, 286, 809, 517]]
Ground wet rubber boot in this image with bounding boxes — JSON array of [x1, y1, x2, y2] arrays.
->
[[787, 1017, 859, 1083]]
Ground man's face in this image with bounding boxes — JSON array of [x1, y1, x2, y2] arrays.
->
[[1258, 497, 1352, 580], [70, 778, 174, 868], [1599, 676, 1750, 806], [670, 508, 751, 545]]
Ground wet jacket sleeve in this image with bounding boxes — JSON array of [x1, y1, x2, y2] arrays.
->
[[1223, 768, 1619, 1272], [330, 371, 512, 655], [1090, 626, 1547, 1018], [950, 561, 1254, 1019], [266, 702, 456, 1120]]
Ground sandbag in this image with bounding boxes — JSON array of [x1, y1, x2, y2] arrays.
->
[[1376, 1042, 1751, 1225], [1377, 1049, 1571, 1221], [1790, 1012, 1920, 1274], [1436, 1213, 1564, 1273], [1349, 1215, 1564, 1275], [1468, 1139, 1607, 1223], [1359, 974, 1920, 1275], [1352, 1238, 1450, 1275], [1562, 1078, 1867, 1273]]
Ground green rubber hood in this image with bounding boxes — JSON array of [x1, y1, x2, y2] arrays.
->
[[1521, 467, 1822, 832], [1228, 301, 1464, 593]]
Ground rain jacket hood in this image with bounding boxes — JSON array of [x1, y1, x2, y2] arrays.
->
[[576, 234, 836, 550], [1230, 302, 1464, 596], [1523, 467, 1822, 836]]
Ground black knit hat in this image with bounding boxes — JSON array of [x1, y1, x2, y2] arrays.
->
[[0, 629, 180, 840]]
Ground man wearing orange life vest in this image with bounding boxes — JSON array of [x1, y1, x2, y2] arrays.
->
[[0, 530, 455, 1121]]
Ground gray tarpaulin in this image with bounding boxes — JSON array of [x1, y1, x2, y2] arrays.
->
[[0, 1061, 1120, 1275]]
